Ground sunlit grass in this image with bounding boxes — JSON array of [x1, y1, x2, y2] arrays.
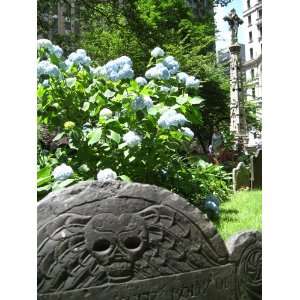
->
[[216, 190, 262, 240]]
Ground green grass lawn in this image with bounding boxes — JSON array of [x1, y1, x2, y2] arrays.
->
[[216, 190, 262, 240]]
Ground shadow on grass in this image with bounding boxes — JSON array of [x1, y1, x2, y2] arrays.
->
[[220, 208, 239, 222]]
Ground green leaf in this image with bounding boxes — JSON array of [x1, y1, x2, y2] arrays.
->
[[88, 128, 102, 145], [118, 142, 127, 149], [107, 130, 121, 144], [37, 86, 46, 98], [176, 94, 188, 105], [119, 175, 132, 182], [189, 97, 204, 105], [78, 164, 90, 173], [52, 179, 75, 191], [52, 132, 65, 142], [82, 101, 90, 111], [103, 89, 115, 98], [124, 149, 130, 158], [37, 166, 52, 187], [129, 156, 136, 162], [89, 92, 98, 103]]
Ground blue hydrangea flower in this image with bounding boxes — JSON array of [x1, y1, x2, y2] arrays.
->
[[94, 56, 134, 81], [42, 79, 49, 87], [159, 86, 170, 93], [132, 96, 153, 111], [65, 49, 91, 67], [37, 60, 60, 78], [151, 47, 165, 58], [135, 76, 147, 86], [176, 72, 189, 83], [97, 168, 117, 181], [37, 39, 53, 51], [52, 163, 73, 181], [145, 63, 170, 80], [181, 127, 194, 138], [158, 109, 188, 129], [163, 56, 180, 75], [52, 45, 63, 57], [99, 108, 113, 119], [123, 131, 142, 147], [185, 76, 200, 89]]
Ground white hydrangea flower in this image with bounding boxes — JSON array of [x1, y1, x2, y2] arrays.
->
[[52, 163, 73, 181], [135, 76, 147, 86], [99, 108, 113, 119], [151, 47, 165, 58], [181, 127, 194, 138], [65, 77, 76, 87], [158, 109, 188, 129], [97, 168, 117, 181], [123, 131, 142, 147]]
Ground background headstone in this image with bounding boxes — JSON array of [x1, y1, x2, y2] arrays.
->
[[37, 180, 261, 300], [250, 149, 262, 189], [232, 162, 251, 192], [226, 231, 262, 300]]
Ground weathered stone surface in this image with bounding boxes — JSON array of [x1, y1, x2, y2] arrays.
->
[[250, 149, 262, 189], [37, 180, 261, 300], [226, 231, 262, 300], [232, 162, 250, 192]]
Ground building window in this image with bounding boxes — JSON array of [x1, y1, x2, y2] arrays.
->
[[247, 0, 251, 9], [251, 69, 255, 80], [250, 48, 254, 59], [248, 15, 252, 26], [258, 9, 262, 19], [252, 88, 255, 98], [249, 31, 253, 42]]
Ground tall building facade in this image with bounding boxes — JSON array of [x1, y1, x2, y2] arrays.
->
[[242, 0, 262, 119]]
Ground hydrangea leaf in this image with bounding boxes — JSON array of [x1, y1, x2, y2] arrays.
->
[[88, 128, 102, 145], [107, 130, 121, 144], [119, 175, 132, 182], [189, 97, 204, 105], [176, 94, 189, 105], [103, 89, 115, 98], [82, 101, 90, 111], [52, 132, 65, 142]]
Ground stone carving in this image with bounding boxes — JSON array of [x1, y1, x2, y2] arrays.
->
[[224, 9, 244, 45], [250, 149, 262, 189], [232, 162, 250, 192], [227, 231, 262, 300], [37, 181, 261, 300]]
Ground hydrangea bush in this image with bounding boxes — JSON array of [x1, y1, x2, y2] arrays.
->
[[37, 39, 230, 204]]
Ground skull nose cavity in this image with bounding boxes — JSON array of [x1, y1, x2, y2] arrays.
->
[[93, 238, 111, 252], [123, 236, 142, 250]]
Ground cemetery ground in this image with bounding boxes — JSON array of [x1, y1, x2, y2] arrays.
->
[[217, 189, 262, 240]]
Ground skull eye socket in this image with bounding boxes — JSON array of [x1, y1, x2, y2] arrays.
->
[[123, 236, 142, 250], [93, 239, 111, 252]]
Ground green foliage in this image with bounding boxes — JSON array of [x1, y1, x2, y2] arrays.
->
[[37, 42, 232, 206]]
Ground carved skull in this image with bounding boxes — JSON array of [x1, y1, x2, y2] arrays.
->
[[85, 213, 148, 281]]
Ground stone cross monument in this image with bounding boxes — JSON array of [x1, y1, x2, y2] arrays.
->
[[224, 9, 248, 145]]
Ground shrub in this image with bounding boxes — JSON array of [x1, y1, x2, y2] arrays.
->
[[37, 39, 231, 204]]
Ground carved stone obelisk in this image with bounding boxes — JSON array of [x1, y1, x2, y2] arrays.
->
[[224, 9, 248, 145]]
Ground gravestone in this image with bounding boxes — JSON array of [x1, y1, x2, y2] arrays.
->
[[232, 162, 250, 192], [37, 180, 261, 300], [250, 149, 262, 189]]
